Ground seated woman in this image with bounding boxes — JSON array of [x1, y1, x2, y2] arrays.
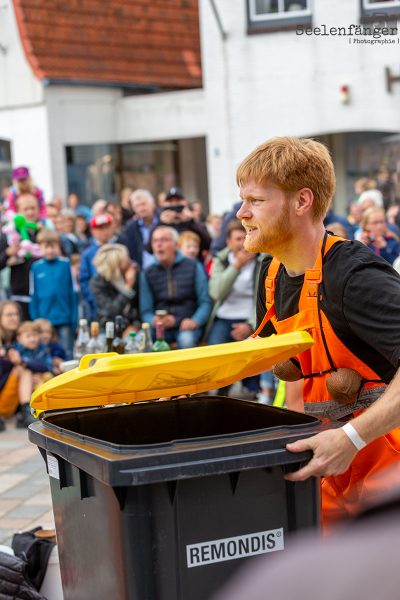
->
[[90, 244, 140, 334], [0, 301, 40, 430], [360, 206, 400, 265]]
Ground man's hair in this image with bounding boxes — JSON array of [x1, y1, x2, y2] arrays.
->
[[37, 229, 61, 245], [60, 208, 76, 221], [178, 231, 201, 247], [46, 203, 58, 211], [226, 219, 245, 238], [151, 226, 179, 244], [17, 321, 40, 336], [236, 137, 336, 220], [93, 243, 129, 282], [130, 189, 155, 205]]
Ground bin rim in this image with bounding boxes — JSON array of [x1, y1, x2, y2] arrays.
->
[[33, 397, 322, 454], [30, 332, 314, 415]]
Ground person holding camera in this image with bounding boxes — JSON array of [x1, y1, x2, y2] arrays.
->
[[158, 187, 211, 260], [360, 206, 400, 265]]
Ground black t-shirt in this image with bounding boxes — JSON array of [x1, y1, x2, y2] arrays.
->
[[256, 239, 400, 382]]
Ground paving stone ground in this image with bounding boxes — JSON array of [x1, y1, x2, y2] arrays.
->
[[0, 416, 54, 547]]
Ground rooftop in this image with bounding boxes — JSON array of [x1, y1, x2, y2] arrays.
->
[[13, 0, 202, 90]]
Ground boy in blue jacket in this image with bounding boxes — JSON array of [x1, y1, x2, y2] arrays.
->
[[29, 230, 78, 359]]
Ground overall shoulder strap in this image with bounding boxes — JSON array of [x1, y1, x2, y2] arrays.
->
[[251, 257, 280, 338], [264, 257, 280, 305], [302, 234, 345, 308]]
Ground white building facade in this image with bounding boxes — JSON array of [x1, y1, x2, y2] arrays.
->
[[1, 0, 400, 214]]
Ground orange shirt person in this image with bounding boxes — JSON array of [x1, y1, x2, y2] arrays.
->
[[236, 137, 400, 531]]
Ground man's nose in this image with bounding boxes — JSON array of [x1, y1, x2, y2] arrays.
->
[[236, 201, 250, 219]]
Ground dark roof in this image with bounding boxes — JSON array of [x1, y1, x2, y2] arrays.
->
[[13, 0, 202, 89]]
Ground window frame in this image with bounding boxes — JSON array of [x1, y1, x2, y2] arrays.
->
[[363, 0, 400, 10], [247, 0, 312, 34], [360, 0, 400, 24]]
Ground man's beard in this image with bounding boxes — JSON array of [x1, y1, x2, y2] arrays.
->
[[243, 202, 293, 256]]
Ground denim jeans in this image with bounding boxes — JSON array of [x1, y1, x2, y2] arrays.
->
[[151, 326, 203, 350], [207, 317, 242, 345], [55, 325, 75, 360]]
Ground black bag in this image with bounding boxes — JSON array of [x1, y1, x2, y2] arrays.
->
[[12, 527, 55, 591], [0, 550, 47, 600]]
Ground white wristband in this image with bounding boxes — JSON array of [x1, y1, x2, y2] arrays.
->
[[342, 423, 367, 451]]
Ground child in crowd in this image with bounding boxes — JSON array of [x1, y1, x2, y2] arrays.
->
[[178, 231, 201, 260], [29, 230, 78, 359], [11, 321, 53, 426], [34, 318, 67, 375]]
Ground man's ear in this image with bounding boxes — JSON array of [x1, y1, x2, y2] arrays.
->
[[295, 188, 314, 217]]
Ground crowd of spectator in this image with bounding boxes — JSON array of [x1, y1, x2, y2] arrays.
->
[[1, 164, 400, 431]]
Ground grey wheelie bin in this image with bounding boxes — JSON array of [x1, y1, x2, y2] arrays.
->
[[28, 333, 340, 600]]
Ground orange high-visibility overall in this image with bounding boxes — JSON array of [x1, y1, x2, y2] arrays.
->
[[253, 234, 400, 530]]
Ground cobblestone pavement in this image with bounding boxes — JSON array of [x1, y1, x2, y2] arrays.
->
[[0, 416, 54, 547]]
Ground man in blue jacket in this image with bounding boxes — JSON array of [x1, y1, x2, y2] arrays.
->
[[140, 225, 212, 349], [117, 189, 159, 268], [29, 230, 78, 358]]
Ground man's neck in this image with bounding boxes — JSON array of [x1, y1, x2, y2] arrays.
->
[[275, 222, 326, 277], [160, 254, 176, 268], [142, 215, 154, 227]]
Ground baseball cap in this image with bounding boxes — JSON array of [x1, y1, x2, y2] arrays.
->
[[90, 213, 113, 228], [165, 187, 184, 201], [12, 166, 30, 180]]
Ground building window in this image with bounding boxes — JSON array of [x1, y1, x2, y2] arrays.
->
[[247, 0, 312, 33], [361, 0, 400, 25], [66, 141, 179, 207], [363, 0, 400, 8]]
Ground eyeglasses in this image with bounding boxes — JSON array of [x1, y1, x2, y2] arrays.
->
[[3, 312, 20, 318], [369, 220, 386, 225], [153, 237, 174, 244]]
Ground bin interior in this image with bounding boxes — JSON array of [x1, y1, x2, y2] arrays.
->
[[43, 397, 318, 447]]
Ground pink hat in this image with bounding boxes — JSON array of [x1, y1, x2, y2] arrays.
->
[[12, 166, 30, 180], [90, 213, 113, 228]]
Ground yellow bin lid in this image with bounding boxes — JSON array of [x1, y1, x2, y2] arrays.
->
[[31, 332, 313, 415]]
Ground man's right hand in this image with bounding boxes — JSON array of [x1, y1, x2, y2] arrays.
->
[[6, 244, 20, 257], [234, 249, 255, 270]]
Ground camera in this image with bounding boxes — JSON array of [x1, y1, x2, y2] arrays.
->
[[167, 205, 185, 213]]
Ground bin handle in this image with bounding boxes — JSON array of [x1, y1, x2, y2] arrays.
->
[[78, 353, 118, 371]]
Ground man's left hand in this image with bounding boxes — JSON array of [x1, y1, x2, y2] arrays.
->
[[180, 318, 199, 331], [284, 428, 358, 481], [231, 323, 253, 341]]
